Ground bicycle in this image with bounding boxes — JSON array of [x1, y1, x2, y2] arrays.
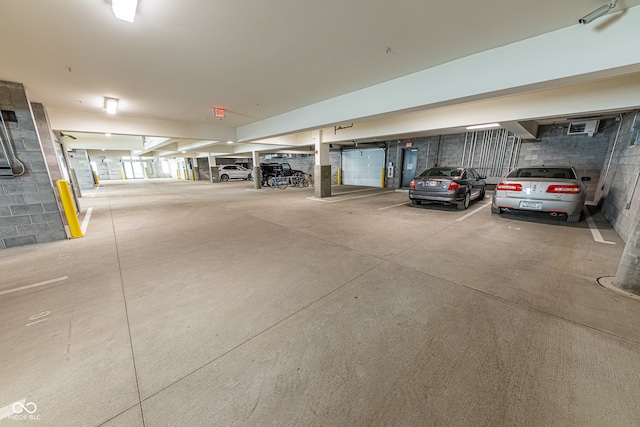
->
[[268, 173, 288, 189], [297, 173, 311, 188]]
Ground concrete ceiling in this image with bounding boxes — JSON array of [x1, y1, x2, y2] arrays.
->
[[2, 0, 640, 158]]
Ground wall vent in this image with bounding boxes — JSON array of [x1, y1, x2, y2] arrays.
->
[[567, 120, 599, 136]]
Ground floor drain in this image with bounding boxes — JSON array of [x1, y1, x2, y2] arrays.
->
[[597, 276, 640, 301]]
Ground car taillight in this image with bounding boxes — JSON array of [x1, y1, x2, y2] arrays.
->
[[546, 185, 581, 194], [410, 179, 415, 189], [448, 181, 460, 190], [496, 182, 522, 191]]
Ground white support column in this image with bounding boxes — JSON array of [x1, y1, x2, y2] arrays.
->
[[252, 150, 261, 189], [314, 130, 331, 198]]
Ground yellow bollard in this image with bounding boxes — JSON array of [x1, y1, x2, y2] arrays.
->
[[55, 180, 83, 238], [337, 168, 342, 186], [191, 169, 195, 181], [93, 171, 100, 185], [121, 169, 125, 180], [380, 168, 385, 188], [176, 169, 180, 179], [183, 169, 187, 180]]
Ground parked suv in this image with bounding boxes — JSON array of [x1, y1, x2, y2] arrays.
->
[[218, 165, 252, 181], [259, 162, 304, 185]]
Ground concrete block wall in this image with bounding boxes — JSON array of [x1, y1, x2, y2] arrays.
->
[[67, 149, 95, 190], [196, 157, 211, 181], [259, 155, 314, 176], [517, 120, 614, 200], [380, 123, 613, 199], [0, 80, 67, 249], [93, 156, 125, 181], [600, 111, 640, 242]]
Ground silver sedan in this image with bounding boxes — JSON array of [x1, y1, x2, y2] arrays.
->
[[491, 166, 590, 223]]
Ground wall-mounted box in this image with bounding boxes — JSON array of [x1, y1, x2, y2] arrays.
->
[[567, 120, 599, 136]]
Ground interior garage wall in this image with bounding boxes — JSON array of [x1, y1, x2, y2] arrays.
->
[[383, 121, 616, 202], [258, 155, 315, 176], [599, 111, 640, 242], [67, 149, 95, 190], [0, 80, 67, 248]]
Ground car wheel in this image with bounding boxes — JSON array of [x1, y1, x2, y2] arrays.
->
[[411, 199, 421, 205], [247, 173, 252, 180], [477, 189, 485, 200], [566, 212, 581, 223], [457, 192, 470, 210], [491, 205, 501, 214], [220, 174, 229, 182]]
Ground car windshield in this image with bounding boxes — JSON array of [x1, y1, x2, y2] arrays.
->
[[419, 168, 460, 178], [509, 167, 576, 179]]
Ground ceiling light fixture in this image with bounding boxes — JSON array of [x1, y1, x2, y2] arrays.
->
[[227, 141, 234, 144], [579, 0, 617, 24], [214, 108, 226, 118], [466, 123, 500, 130], [112, 0, 138, 23], [104, 97, 118, 115]]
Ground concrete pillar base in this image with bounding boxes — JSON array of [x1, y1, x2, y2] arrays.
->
[[314, 165, 331, 198], [210, 166, 219, 183], [253, 166, 261, 189], [614, 208, 640, 295]]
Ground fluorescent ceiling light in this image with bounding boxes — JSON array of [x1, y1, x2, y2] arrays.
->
[[466, 123, 500, 130], [227, 141, 234, 144], [112, 0, 138, 23], [104, 97, 119, 115]]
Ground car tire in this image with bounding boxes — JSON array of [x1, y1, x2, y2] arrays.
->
[[566, 212, 581, 223], [411, 199, 421, 205], [491, 205, 501, 214], [457, 192, 470, 210], [477, 189, 485, 200], [220, 174, 229, 182]]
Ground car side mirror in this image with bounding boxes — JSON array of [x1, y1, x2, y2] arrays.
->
[[581, 176, 591, 182], [479, 175, 487, 179]]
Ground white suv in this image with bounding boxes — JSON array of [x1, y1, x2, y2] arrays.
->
[[218, 165, 251, 181]]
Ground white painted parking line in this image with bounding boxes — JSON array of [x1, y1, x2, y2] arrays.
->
[[584, 207, 615, 245], [307, 191, 395, 203], [378, 202, 410, 210], [0, 276, 68, 297], [331, 188, 380, 196], [81, 207, 93, 234], [456, 202, 490, 222]]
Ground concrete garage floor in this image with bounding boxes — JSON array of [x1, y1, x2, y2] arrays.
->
[[1, 179, 639, 426]]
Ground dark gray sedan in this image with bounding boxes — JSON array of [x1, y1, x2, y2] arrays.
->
[[409, 167, 486, 210]]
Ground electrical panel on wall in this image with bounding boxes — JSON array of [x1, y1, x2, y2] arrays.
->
[[567, 120, 599, 136]]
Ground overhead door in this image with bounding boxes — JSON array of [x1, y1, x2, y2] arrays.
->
[[342, 148, 385, 186]]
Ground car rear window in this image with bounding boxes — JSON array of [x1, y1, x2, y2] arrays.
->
[[509, 167, 576, 179], [419, 168, 460, 177]]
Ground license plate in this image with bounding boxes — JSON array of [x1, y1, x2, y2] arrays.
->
[[520, 200, 542, 209], [423, 180, 438, 187]]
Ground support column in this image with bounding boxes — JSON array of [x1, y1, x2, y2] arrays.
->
[[209, 155, 219, 183], [252, 151, 261, 189], [208, 154, 214, 183], [313, 130, 331, 198], [614, 211, 640, 295]]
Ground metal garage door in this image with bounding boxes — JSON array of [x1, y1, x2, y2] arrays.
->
[[342, 148, 385, 186]]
